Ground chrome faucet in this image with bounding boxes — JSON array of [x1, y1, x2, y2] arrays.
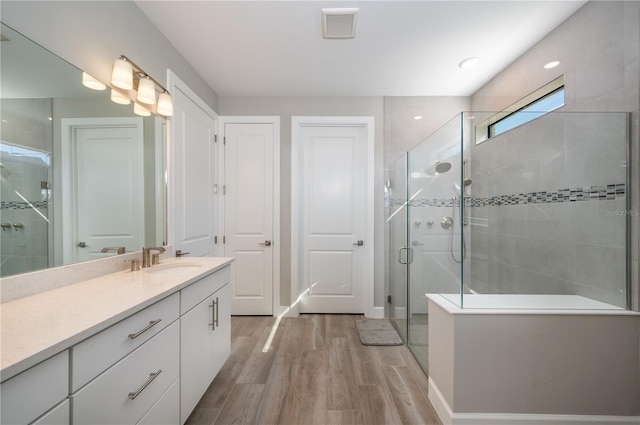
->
[[142, 246, 166, 268]]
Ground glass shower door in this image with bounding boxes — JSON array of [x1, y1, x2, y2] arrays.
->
[[406, 114, 464, 373], [387, 154, 408, 342]]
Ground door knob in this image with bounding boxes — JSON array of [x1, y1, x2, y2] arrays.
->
[[77, 242, 87, 247], [259, 240, 272, 246], [353, 240, 364, 246]]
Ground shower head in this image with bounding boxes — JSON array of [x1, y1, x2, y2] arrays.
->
[[434, 161, 452, 174], [463, 177, 472, 187]]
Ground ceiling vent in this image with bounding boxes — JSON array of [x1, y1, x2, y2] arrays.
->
[[321, 8, 358, 39]]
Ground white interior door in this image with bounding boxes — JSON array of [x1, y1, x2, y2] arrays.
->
[[62, 118, 144, 263], [222, 120, 277, 315], [170, 81, 217, 257], [293, 119, 373, 314]]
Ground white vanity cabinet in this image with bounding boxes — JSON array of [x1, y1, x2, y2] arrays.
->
[[179, 266, 231, 424], [1, 259, 233, 425], [0, 351, 69, 425]]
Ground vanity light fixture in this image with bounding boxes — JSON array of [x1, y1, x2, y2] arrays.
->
[[82, 72, 106, 90], [136, 76, 156, 105], [156, 91, 174, 116], [111, 57, 133, 90], [110, 88, 131, 105], [458, 56, 480, 70], [133, 102, 151, 117], [544, 60, 560, 69], [109, 55, 174, 116]]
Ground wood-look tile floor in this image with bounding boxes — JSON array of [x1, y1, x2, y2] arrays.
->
[[185, 314, 442, 425]]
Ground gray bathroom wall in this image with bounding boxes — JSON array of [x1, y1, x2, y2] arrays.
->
[[470, 0, 640, 310]]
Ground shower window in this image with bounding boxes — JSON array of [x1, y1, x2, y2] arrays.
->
[[489, 87, 565, 137], [475, 75, 565, 144]]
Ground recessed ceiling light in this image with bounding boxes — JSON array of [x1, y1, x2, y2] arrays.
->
[[413, 115, 423, 120], [544, 60, 560, 69], [458, 57, 480, 70]]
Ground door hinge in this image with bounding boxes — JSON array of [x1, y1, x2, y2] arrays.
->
[[214, 236, 218, 244], [223, 236, 226, 244], [223, 136, 226, 145], [214, 134, 218, 143], [223, 185, 226, 195], [213, 184, 218, 194], [387, 295, 392, 304]]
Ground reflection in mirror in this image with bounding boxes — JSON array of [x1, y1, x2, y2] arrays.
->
[[0, 23, 167, 278]]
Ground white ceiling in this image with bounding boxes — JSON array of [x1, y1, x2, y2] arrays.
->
[[135, 0, 587, 97]]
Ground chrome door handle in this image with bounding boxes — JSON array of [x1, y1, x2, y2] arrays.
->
[[353, 240, 364, 246], [398, 247, 413, 264], [259, 241, 272, 246], [175, 250, 190, 257], [77, 242, 87, 248], [411, 240, 424, 246]]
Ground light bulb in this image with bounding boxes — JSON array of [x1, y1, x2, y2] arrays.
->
[[82, 73, 106, 90], [136, 76, 156, 105], [110, 89, 131, 105], [134, 102, 151, 117], [157, 92, 174, 116], [111, 57, 133, 90]]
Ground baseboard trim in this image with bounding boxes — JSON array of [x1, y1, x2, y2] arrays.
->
[[428, 379, 454, 425], [367, 306, 384, 318], [428, 379, 639, 425]]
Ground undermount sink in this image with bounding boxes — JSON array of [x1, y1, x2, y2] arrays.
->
[[145, 262, 203, 274]]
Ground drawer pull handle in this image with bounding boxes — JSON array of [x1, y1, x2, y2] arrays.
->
[[128, 319, 162, 340], [128, 369, 162, 400]]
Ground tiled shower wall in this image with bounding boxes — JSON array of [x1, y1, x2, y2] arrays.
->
[[0, 98, 52, 277], [467, 112, 629, 308], [470, 0, 640, 309]]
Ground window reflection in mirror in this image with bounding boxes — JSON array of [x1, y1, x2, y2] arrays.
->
[[0, 23, 167, 278]]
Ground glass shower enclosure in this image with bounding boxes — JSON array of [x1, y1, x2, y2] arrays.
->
[[388, 111, 630, 374]]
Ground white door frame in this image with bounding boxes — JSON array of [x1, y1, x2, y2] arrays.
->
[[167, 70, 219, 255], [291, 116, 375, 318], [60, 117, 144, 264], [219, 116, 281, 317]]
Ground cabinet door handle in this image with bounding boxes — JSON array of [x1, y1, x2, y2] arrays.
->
[[214, 297, 219, 329], [128, 369, 162, 400], [209, 297, 219, 331], [128, 319, 162, 340]]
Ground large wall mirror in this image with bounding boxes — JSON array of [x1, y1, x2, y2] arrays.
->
[[0, 23, 167, 278]]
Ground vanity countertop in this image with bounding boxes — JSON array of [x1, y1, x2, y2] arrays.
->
[[0, 257, 234, 382]]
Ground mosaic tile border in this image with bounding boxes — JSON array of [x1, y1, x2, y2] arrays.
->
[[388, 183, 626, 208], [1, 201, 49, 210]]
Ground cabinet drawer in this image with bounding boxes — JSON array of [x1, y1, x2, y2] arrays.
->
[[1, 350, 68, 425], [31, 399, 69, 425], [180, 266, 230, 314], [136, 378, 179, 425], [72, 321, 180, 425], [71, 293, 179, 391]]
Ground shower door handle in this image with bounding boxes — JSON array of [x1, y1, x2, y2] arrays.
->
[[398, 247, 413, 264]]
